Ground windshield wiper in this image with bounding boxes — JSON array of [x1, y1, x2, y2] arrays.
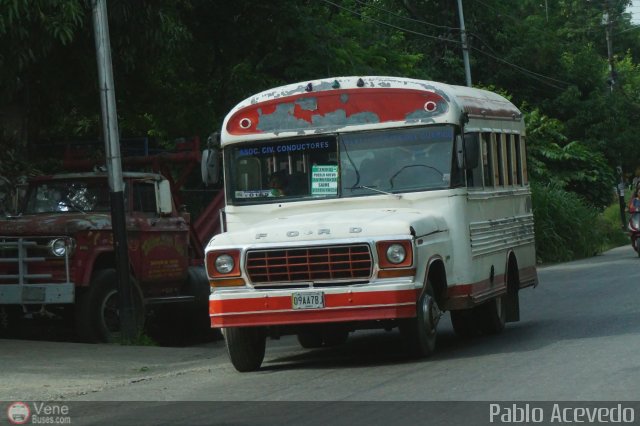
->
[[351, 185, 402, 199]]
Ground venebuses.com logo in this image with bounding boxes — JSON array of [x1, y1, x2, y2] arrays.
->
[[6, 401, 72, 424], [7, 402, 31, 425]]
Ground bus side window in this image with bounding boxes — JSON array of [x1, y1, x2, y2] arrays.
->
[[482, 133, 493, 187], [520, 136, 529, 185], [491, 133, 504, 186], [512, 135, 519, 185], [499, 133, 508, 186], [514, 134, 523, 186], [467, 132, 483, 188], [506, 134, 515, 186]]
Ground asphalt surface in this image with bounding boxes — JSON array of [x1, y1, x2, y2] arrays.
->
[[2, 245, 640, 425]]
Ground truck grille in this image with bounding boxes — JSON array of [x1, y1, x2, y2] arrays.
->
[[246, 244, 372, 284], [0, 237, 72, 284]]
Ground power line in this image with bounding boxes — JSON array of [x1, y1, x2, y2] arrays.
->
[[352, 0, 460, 31], [321, 0, 461, 43], [468, 46, 569, 89], [321, 0, 571, 90]]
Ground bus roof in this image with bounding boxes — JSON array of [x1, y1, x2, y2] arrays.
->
[[221, 76, 522, 145]]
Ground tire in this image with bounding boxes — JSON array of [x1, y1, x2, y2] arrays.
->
[[0, 306, 22, 338], [75, 269, 145, 343], [322, 328, 349, 347], [476, 295, 506, 335], [399, 281, 440, 357], [297, 331, 324, 349], [185, 266, 214, 334], [225, 327, 266, 372], [450, 309, 479, 338]]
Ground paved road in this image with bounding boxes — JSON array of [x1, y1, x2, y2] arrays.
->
[[2, 245, 640, 424]]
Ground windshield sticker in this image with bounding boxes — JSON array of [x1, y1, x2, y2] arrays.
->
[[237, 141, 330, 157], [311, 165, 338, 196], [235, 190, 274, 199]]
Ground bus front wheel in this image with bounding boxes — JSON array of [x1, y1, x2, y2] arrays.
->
[[400, 281, 440, 357], [225, 327, 266, 372]]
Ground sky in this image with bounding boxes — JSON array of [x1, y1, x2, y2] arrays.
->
[[631, 0, 640, 24]]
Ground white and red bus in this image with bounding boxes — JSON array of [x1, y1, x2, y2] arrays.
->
[[203, 76, 538, 371]]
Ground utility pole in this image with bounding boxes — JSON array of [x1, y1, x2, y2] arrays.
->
[[91, 0, 137, 342], [603, 1, 626, 228], [545, 0, 549, 22], [456, 0, 472, 87]]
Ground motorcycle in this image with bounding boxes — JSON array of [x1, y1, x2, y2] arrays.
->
[[628, 211, 640, 257]]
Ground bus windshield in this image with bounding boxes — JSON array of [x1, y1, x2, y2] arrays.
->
[[226, 125, 455, 204]]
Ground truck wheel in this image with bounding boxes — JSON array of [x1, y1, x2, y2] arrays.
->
[[476, 295, 506, 335], [400, 281, 440, 357], [225, 327, 266, 372], [450, 309, 480, 338], [186, 266, 215, 334], [76, 269, 145, 343], [0, 306, 22, 338], [297, 331, 324, 348]]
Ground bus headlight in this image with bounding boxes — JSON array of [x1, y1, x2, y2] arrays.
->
[[215, 254, 235, 274], [206, 250, 241, 279], [386, 244, 406, 264], [376, 240, 413, 269]]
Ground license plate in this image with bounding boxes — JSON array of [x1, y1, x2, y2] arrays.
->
[[23, 286, 46, 302], [291, 291, 324, 310]]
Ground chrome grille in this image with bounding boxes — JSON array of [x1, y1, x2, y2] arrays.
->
[[0, 237, 71, 284], [246, 244, 372, 284]]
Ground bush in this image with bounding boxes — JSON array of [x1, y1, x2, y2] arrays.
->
[[531, 182, 624, 263]]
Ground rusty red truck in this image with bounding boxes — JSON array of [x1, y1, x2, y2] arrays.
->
[[0, 138, 224, 342]]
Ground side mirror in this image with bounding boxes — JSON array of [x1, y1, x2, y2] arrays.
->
[[456, 135, 465, 170], [155, 180, 173, 215], [201, 148, 220, 186], [463, 133, 480, 170]]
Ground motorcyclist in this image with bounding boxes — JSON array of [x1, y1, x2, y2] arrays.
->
[[629, 187, 640, 213]]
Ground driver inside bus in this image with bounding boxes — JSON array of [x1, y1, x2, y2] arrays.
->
[[268, 171, 288, 196]]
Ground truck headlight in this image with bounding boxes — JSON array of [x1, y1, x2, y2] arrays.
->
[[386, 244, 406, 264], [49, 238, 74, 257]]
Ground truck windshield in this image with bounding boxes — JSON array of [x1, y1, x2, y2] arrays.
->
[[24, 180, 112, 214], [226, 125, 455, 205]]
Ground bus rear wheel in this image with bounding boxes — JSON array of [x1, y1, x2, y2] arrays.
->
[[297, 331, 324, 349], [450, 309, 480, 338], [476, 295, 506, 335], [225, 327, 266, 372]]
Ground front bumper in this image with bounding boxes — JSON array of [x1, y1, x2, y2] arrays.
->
[[209, 283, 419, 328], [0, 237, 75, 304], [0, 283, 75, 304]]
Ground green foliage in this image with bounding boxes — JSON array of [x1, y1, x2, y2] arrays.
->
[[525, 108, 616, 209], [531, 182, 621, 263]]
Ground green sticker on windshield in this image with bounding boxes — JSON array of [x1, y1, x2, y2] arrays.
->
[[311, 165, 338, 196]]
